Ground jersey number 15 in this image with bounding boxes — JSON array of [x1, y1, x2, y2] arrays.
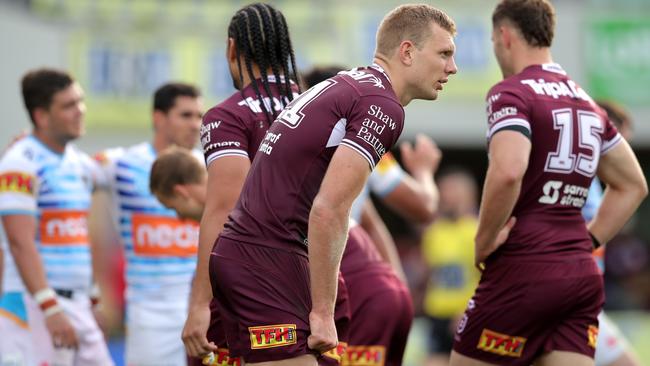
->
[[544, 108, 603, 177]]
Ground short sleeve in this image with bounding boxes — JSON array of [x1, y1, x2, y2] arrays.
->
[[0, 152, 37, 215], [486, 88, 531, 141], [340, 96, 404, 170], [600, 116, 622, 155], [201, 107, 250, 166], [93, 147, 124, 190], [367, 152, 405, 197]]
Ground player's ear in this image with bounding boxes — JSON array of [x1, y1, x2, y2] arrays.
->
[[227, 38, 237, 63], [173, 184, 191, 199], [398, 40, 415, 66]]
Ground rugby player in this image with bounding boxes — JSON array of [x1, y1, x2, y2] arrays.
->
[[208, 4, 457, 365], [91, 82, 204, 366], [450, 1, 647, 365], [0, 68, 113, 365]]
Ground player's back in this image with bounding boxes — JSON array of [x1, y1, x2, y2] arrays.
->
[[486, 63, 621, 259], [201, 75, 300, 164], [221, 65, 404, 256]]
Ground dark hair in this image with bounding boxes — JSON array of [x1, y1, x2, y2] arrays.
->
[[150, 146, 206, 198], [596, 100, 632, 132], [21, 68, 74, 125], [492, 0, 555, 47], [228, 2, 301, 124], [301, 65, 347, 89], [153, 82, 201, 113]]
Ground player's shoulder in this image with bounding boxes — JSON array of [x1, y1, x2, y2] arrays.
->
[[336, 65, 396, 99], [203, 97, 246, 128], [94, 145, 127, 166], [0, 136, 41, 172]]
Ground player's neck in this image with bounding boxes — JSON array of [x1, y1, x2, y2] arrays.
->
[[33, 129, 67, 154], [512, 47, 553, 75], [372, 57, 411, 106], [152, 135, 172, 154], [239, 64, 277, 89]]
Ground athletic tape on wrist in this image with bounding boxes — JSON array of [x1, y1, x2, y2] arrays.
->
[[34, 288, 57, 305]]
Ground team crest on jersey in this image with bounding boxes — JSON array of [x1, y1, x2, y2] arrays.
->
[[587, 325, 599, 348], [477, 329, 526, 357], [202, 348, 241, 366], [0, 172, 34, 195], [249, 324, 297, 349], [341, 345, 385, 366]]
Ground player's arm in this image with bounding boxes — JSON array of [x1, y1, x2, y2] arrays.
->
[[588, 140, 647, 244], [360, 199, 406, 281], [382, 134, 440, 223], [308, 145, 370, 352], [2, 214, 78, 347], [184, 155, 250, 357], [474, 130, 530, 267]]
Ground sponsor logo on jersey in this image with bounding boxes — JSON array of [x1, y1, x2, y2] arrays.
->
[[258, 131, 282, 156], [131, 214, 198, 257], [202, 348, 241, 366], [587, 325, 599, 349], [341, 345, 385, 366], [520, 78, 590, 101], [249, 324, 297, 349], [488, 106, 518, 125], [539, 180, 589, 207], [39, 210, 89, 245], [0, 172, 34, 195], [322, 342, 348, 363], [477, 329, 526, 357]]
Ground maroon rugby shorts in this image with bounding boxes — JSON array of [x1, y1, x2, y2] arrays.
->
[[452, 255, 603, 365]]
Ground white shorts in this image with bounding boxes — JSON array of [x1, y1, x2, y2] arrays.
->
[[0, 291, 114, 366], [125, 301, 188, 366], [594, 311, 629, 366]]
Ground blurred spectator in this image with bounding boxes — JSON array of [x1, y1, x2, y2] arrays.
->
[[419, 167, 480, 366]]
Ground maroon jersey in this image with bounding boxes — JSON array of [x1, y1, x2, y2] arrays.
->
[[486, 63, 621, 259], [201, 75, 299, 165], [221, 64, 404, 255]]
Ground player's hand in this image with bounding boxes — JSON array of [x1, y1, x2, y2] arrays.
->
[[307, 311, 338, 354], [475, 217, 517, 270], [400, 134, 442, 175], [182, 303, 218, 357], [45, 311, 79, 349]]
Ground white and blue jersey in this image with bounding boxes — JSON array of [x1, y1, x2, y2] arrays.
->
[[96, 142, 200, 304], [0, 136, 98, 293]]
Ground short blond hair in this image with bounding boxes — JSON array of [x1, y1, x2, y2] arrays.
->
[[375, 4, 456, 57], [150, 146, 206, 198]]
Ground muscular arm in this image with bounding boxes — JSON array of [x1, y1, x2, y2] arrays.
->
[[182, 155, 250, 357], [359, 199, 406, 281], [475, 131, 530, 265], [190, 156, 250, 308], [2, 215, 50, 294], [588, 140, 647, 243], [309, 146, 370, 319]]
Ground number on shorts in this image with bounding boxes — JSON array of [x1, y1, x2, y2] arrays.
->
[[545, 108, 603, 177]]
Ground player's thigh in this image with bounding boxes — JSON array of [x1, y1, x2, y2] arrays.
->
[[449, 350, 499, 366], [210, 237, 316, 362], [534, 350, 594, 366], [126, 325, 186, 366]]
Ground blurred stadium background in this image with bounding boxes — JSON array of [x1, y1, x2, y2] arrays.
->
[[1, 0, 649, 364]]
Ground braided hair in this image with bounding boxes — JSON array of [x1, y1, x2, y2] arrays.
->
[[228, 3, 301, 124]]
